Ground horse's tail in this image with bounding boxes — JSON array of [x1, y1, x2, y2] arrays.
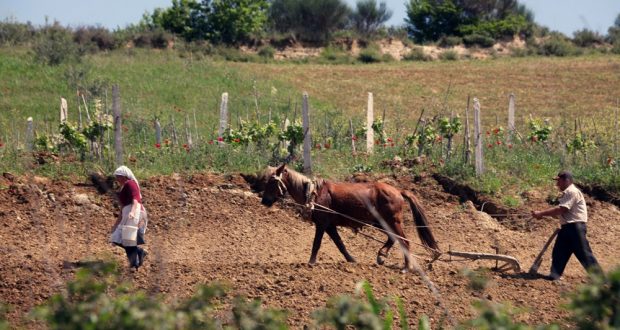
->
[[401, 190, 440, 253]]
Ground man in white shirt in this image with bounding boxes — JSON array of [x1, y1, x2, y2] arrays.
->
[[531, 171, 601, 280]]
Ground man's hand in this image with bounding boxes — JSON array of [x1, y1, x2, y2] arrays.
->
[[531, 210, 543, 219]]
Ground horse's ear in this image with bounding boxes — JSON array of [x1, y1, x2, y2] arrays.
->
[[276, 163, 286, 175]]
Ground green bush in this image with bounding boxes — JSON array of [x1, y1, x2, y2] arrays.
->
[[257, 45, 275, 59], [312, 281, 401, 329], [319, 46, 354, 63], [0, 19, 36, 46], [439, 50, 459, 61], [568, 267, 620, 329], [402, 46, 432, 61], [509, 46, 535, 57], [459, 15, 531, 40], [358, 44, 383, 63], [463, 33, 495, 48], [34, 260, 288, 329], [572, 29, 604, 48], [73, 26, 118, 52], [132, 29, 172, 48], [438, 35, 462, 47], [32, 22, 80, 65], [536, 34, 576, 57], [460, 300, 558, 330], [269, 0, 351, 44]]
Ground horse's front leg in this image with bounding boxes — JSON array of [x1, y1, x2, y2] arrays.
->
[[309, 224, 326, 265], [326, 225, 356, 263]]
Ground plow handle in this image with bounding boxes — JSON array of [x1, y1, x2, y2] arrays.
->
[[528, 228, 560, 274]]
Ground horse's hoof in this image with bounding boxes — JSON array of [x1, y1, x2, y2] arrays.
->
[[376, 255, 385, 265], [347, 258, 357, 263], [400, 268, 409, 274]]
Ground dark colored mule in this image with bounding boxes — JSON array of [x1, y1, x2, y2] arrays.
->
[[260, 164, 439, 270]]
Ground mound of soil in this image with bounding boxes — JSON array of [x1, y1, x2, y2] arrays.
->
[[1, 171, 619, 327]]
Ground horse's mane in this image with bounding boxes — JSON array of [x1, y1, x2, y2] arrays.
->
[[285, 167, 325, 193]]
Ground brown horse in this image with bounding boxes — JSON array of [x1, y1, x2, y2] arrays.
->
[[260, 164, 439, 270]]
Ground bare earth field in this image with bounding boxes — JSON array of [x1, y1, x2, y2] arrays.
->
[[1, 171, 619, 328]]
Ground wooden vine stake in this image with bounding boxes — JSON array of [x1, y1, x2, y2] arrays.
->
[[218, 92, 228, 144], [60, 97, 68, 124], [366, 92, 374, 154], [185, 114, 192, 149], [507, 93, 515, 143], [302, 92, 312, 174], [26, 117, 34, 151], [154, 119, 162, 146], [473, 98, 484, 176], [112, 85, 123, 167]]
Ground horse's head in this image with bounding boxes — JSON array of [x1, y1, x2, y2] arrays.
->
[[261, 164, 288, 207]]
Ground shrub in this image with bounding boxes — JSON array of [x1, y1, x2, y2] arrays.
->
[[402, 46, 432, 61], [312, 281, 400, 329], [439, 50, 459, 60], [73, 26, 118, 52], [358, 44, 383, 63], [463, 33, 495, 48], [132, 29, 172, 48], [568, 267, 620, 329], [572, 28, 604, 48], [438, 35, 462, 47], [34, 260, 288, 329], [257, 45, 275, 59], [269, 0, 351, 44], [509, 46, 534, 57], [536, 34, 576, 57], [0, 19, 36, 46], [319, 46, 354, 64], [461, 300, 557, 329], [32, 22, 80, 65], [212, 46, 255, 62]]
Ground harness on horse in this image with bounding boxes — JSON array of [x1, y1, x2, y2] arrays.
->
[[272, 172, 318, 221]]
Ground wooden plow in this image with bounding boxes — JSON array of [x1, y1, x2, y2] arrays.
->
[[446, 250, 522, 273], [444, 229, 560, 274]]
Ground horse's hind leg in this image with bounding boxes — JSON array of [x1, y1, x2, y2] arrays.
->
[[392, 222, 412, 271], [377, 237, 395, 265], [326, 225, 356, 263]]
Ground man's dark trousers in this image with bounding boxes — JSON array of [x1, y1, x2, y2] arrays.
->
[[550, 222, 601, 279]]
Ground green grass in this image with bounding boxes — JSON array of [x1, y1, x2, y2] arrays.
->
[[1, 47, 620, 204]]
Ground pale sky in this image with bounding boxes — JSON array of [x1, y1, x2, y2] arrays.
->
[[1, 0, 619, 36]]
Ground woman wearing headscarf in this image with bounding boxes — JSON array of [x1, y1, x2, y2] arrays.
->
[[110, 165, 148, 270]]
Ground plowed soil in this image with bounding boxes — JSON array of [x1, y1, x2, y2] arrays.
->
[[1, 171, 619, 328]]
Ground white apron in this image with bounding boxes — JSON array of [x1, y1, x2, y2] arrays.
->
[[110, 204, 148, 246]]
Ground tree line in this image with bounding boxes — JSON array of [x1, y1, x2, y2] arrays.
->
[[1, 0, 620, 65]]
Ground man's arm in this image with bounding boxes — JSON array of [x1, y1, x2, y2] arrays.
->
[[532, 206, 568, 219]]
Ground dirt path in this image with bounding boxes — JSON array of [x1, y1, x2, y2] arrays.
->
[[1, 172, 619, 328]]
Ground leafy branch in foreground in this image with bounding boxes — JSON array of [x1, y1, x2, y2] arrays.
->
[[33, 260, 287, 330], [568, 267, 620, 329]]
